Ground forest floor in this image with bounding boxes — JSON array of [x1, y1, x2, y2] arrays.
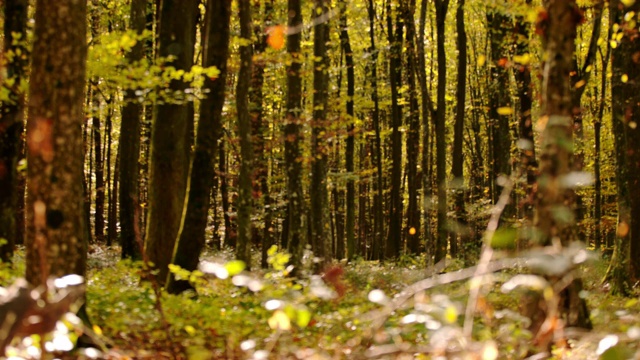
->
[[1, 246, 639, 359]]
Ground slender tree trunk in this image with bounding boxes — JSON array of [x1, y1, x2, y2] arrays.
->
[[283, 0, 306, 271], [385, 0, 404, 260], [119, 0, 146, 260], [105, 104, 115, 246], [434, 0, 450, 264], [338, 0, 356, 261], [404, 0, 421, 255], [26, 0, 88, 285], [451, 0, 467, 258], [0, 0, 28, 262], [310, 0, 331, 267], [487, 8, 512, 218], [514, 7, 537, 230], [366, 0, 384, 261], [93, 95, 105, 244], [145, 0, 198, 285], [235, 0, 254, 269], [108, 150, 119, 246]]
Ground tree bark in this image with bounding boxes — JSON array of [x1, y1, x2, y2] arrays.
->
[[167, 0, 231, 293], [119, 0, 146, 260], [385, 0, 404, 260], [310, 0, 331, 267], [25, 0, 88, 286], [283, 0, 306, 272], [145, 0, 198, 285], [235, 0, 254, 269]]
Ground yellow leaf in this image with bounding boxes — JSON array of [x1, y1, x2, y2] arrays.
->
[[497, 107, 514, 115], [184, 325, 196, 336], [408, 227, 416, 235], [621, 0, 636, 7], [513, 53, 531, 65], [477, 55, 486, 67], [622, 74, 629, 83], [574, 80, 586, 89], [268, 310, 291, 331], [267, 25, 286, 50], [444, 305, 458, 324], [93, 325, 103, 336]]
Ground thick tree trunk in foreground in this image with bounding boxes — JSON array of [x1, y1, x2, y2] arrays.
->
[[145, 0, 198, 285], [532, 0, 591, 335], [0, 0, 28, 262], [26, 0, 88, 286], [119, 0, 146, 260]]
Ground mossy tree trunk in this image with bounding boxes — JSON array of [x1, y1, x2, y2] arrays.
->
[[25, 0, 88, 285]]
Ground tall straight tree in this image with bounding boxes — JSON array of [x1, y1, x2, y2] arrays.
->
[[487, 5, 512, 217], [283, 0, 306, 271], [434, 0, 450, 264], [534, 0, 591, 330], [339, 0, 356, 260], [145, 0, 198, 285], [385, 0, 404, 260], [404, 0, 421, 255], [169, 0, 231, 292], [310, 0, 331, 265], [236, 0, 254, 268], [119, 0, 147, 260], [0, 0, 28, 262], [451, 0, 467, 258], [25, 0, 88, 285], [366, 0, 384, 261]]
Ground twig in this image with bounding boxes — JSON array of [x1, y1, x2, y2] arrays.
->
[[463, 177, 514, 337]]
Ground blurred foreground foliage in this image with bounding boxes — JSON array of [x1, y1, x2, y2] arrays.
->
[[0, 246, 639, 359]]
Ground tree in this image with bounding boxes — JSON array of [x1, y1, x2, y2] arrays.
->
[[167, 0, 232, 294], [310, 0, 331, 266], [0, 0, 28, 262], [118, 0, 147, 260], [533, 0, 591, 330], [385, 0, 404, 260], [283, 0, 306, 272], [236, 0, 255, 268], [145, 0, 198, 285], [434, 0, 450, 264], [25, 0, 88, 285], [451, 0, 467, 258]]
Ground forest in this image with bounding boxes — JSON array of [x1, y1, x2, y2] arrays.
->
[[1, 0, 640, 358]]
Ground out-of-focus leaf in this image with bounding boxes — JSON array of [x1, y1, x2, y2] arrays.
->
[[489, 228, 517, 249], [225, 260, 246, 276]]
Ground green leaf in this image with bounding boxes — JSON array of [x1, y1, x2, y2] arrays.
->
[[489, 228, 517, 249], [225, 260, 246, 276], [296, 308, 312, 328]]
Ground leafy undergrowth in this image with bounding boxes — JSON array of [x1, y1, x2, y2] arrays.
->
[[2, 246, 640, 359]]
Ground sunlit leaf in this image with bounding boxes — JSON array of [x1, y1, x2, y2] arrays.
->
[[477, 55, 486, 66], [621, 0, 636, 7], [617, 222, 629, 237], [296, 308, 312, 328], [489, 228, 517, 249], [622, 74, 629, 83], [267, 25, 286, 50], [268, 310, 291, 331], [225, 260, 246, 276], [497, 107, 514, 115], [184, 325, 196, 336], [513, 53, 530, 65]]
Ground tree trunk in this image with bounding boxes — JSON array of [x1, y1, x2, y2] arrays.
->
[[487, 7, 512, 219], [339, 0, 356, 261], [167, 0, 231, 293], [451, 0, 467, 258], [310, 0, 331, 267], [145, 0, 198, 285], [434, 0, 450, 264], [385, 0, 404, 260], [0, 0, 28, 262], [404, 0, 421, 255], [119, 0, 146, 260], [534, 0, 591, 332], [366, 0, 384, 261], [25, 0, 88, 285], [235, 0, 254, 269]]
